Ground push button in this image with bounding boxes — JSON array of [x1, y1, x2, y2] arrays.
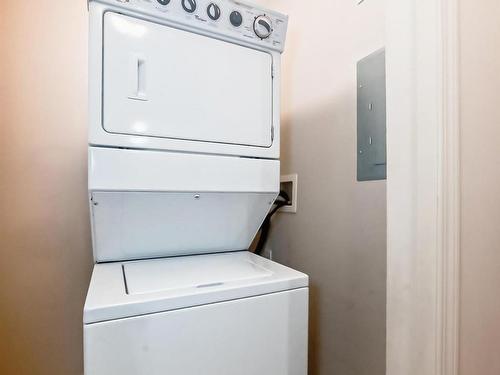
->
[[230, 11, 243, 27]]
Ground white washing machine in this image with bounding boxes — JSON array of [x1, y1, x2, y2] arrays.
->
[[84, 0, 308, 374]]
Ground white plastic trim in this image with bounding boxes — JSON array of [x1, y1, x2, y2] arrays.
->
[[279, 174, 298, 213]]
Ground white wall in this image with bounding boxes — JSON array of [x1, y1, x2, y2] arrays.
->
[[459, 1, 500, 374], [257, 1, 387, 374]]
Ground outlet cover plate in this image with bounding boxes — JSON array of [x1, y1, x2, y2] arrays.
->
[[280, 174, 298, 213]]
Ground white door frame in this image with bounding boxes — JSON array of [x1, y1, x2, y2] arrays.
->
[[385, 0, 460, 374]]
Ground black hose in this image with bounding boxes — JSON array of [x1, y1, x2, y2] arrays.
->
[[254, 190, 290, 255]]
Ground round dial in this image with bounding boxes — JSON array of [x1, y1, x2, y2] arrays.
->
[[157, 0, 170, 5], [253, 15, 272, 39], [229, 11, 243, 27], [207, 3, 221, 21], [182, 0, 197, 13]]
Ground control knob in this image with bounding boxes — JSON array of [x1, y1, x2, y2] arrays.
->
[[253, 15, 272, 39], [207, 3, 221, 21], [182, 0, 197, 13]]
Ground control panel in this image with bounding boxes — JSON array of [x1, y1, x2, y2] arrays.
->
[[94, 0, 288, 52]]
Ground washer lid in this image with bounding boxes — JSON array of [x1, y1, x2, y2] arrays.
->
[[83, 252, 308, 324], [124, 253, 273, 295]]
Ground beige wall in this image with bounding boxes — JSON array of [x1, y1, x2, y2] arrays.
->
[[0, 1, 92, 374], [258, 1, 387, 374], [459, 1, 500, 374]]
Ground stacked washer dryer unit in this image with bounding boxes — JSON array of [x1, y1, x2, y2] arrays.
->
[[84, 0, 309, 374]]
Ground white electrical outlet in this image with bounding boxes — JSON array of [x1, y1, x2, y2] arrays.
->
[[280, 174, 298, 213]]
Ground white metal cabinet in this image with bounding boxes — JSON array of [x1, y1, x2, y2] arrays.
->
[[84, 288, 308, 375]]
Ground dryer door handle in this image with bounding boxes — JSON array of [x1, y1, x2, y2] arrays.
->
[[128, 54, 148, 101]]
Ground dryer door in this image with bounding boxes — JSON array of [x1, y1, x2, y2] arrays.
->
[[102, 12, 273, 148]]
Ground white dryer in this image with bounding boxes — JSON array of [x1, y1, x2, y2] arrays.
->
[[84, 0, 308, 374]]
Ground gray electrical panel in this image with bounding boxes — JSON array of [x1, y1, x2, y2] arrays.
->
[[357, 48, 386, 181]]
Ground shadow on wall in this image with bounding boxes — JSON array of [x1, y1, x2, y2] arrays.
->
[[0, 1, 93, 374], [308, 283, 322, 375], [0, 140, 93, 375], [269, 97, 387, 375]]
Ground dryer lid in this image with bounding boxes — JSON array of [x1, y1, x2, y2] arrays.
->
[[83, 251, 308, 324]]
